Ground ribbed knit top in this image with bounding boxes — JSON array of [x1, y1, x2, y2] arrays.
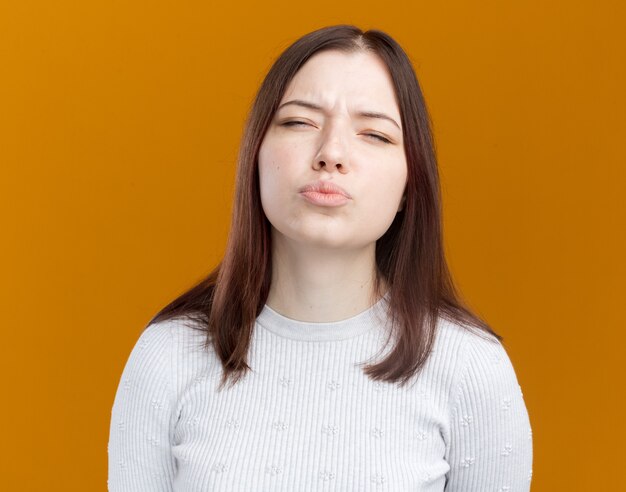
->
[[108, 294, 533, 491]]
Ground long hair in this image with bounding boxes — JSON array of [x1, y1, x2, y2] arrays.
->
[[147, 24, 501, 391]]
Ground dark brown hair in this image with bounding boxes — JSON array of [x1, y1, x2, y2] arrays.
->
[[147, 24, 501, 391]]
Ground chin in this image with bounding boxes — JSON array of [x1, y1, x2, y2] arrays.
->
[[292, 231, 352, 249]]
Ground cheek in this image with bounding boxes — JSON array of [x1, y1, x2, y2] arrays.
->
[[357, 161, 407, 224], [365, 161, 407, 203], [258, 143, 280, 195], [258, 140, 293, 181], [258, 142, 297, 215]]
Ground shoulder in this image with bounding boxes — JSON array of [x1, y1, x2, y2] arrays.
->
[[428, 316, 501, 373], [434, 316, 507, 368], [118, 317, 173, 378], [140, 315, 212, 356], [435, 317, 525, 409], [140, 315, 220, 396], [433, 315, 501, 357], [431, 316, 523, 403]]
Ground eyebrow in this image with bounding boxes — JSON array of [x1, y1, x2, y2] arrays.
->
[[277, 99, 402, 130]]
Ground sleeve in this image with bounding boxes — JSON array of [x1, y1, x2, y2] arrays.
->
[[444, 333, 533, 492], [107, 321, 177, 491]]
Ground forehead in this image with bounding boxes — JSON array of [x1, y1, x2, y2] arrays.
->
[[280, 50, 400, 117]]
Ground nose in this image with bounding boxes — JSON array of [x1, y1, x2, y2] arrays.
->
[[313, 124, 350, 173]]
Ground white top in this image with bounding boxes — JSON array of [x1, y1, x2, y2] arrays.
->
[[108, 293, 533, 491]]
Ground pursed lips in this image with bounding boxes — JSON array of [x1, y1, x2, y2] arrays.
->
[[299, 180, 352, 198]]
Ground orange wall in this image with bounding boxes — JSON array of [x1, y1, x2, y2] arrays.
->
[[1, 1, 623, 490]]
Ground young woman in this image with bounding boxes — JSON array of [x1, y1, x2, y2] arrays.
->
[[108, 24, 533, 491]]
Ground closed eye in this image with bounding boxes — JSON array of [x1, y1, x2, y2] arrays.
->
[[280, 121, 392, 144], [365, 133, 392, 144], [281, 120, 311, 127]]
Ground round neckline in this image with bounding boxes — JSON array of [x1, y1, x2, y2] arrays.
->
[[256, 291, 391, 342]]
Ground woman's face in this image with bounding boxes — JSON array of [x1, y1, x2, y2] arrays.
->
[[258, 49, 407, 251]]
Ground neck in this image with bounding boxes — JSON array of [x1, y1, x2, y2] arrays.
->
[[265, 232, 388, 323]]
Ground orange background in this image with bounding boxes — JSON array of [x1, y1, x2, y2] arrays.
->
[[1, 1, 624, 490]]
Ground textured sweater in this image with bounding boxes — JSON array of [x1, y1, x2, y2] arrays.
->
[[107, 293, 533, 491]]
